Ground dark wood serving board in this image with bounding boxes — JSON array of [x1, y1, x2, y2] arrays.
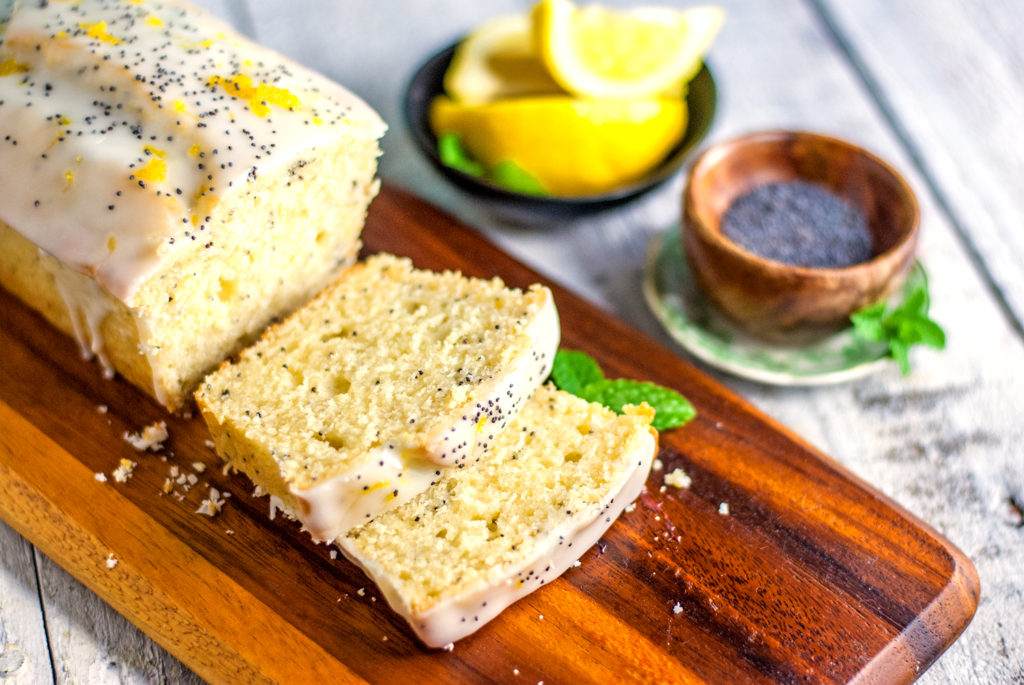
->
[[0, 184, 978, 684]]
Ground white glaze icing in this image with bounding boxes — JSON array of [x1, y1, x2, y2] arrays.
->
[[0, 0, 385, 302], [424, 289, 560, 467], [339, 428, 657, 648], [291, 445, 442, 543], [40, 249, 117, 376]]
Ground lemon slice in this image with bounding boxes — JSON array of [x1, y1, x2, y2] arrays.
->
[[430, 95, 687, 196], [534, 0, 724, 99], [444, 13, 565, 103]]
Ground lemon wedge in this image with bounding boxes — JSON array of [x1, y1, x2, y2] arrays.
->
[[444, 14, 564, 103], [533, 0, 724, 99], [430, 95, 687, 196]]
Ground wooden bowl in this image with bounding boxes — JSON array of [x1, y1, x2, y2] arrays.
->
[[682, 130, 919, 343]]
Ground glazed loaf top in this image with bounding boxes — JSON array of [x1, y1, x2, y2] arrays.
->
[[0, 0, 386, 302]]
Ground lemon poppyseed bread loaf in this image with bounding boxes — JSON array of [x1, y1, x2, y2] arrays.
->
[[339, 384, 657, 648], [0, 0, 385, 410], [195, 254, 560, 542]]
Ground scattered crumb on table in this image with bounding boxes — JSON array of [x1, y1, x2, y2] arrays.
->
[[195, 487, 225, 517], [112, 458, 136, 483], [123, 421, 168, 451], [665, 468, 692, 489]]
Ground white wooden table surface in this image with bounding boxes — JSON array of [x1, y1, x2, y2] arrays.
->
[[2, 1, 1022, 683]]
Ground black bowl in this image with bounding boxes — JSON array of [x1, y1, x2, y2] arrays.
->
[[404, 41, 717, 221]]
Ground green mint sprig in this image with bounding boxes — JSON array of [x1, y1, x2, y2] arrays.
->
[[850, 270, 946, 375], [549, 350, 696, 431], [436, 132, 549, 196]]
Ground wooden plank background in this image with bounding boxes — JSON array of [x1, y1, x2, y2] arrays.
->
[[1, 0, 1021, 682]]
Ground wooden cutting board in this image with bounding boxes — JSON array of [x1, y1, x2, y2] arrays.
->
[[0, 184, 978, 684]]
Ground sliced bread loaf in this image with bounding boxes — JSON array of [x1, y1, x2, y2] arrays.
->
[[195, 254, 559, 541], [339, 384, 657, 647]]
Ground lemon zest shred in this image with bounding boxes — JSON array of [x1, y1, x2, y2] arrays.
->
[[0, 59, 29, 76], [79, 21, 123, 45], [208, 74, 300, 117], [135, 157, 167, 183]]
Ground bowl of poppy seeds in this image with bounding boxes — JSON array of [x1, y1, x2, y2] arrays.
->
[[682, 130, 920, 343]]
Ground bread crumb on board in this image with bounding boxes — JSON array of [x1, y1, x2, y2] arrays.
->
[[664, 468, 692, 489], [94, 472, 107, 483], [718, 502, 730, 516], [195, 487, 226, 517], [112, 458, 136, 483], [123, 421, 169, 451], [105, 553, 118, 569]]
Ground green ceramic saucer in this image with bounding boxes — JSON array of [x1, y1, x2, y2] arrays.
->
[[643, 229, 924, 386]]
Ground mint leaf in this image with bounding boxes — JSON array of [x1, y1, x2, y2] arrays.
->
[[849, 302, 887, 342], [579, 379, 696, 431], [890, 339, 911, 375], [911, 317, 946, 349], [437, 132, 484, 177], [490, 160, 549, 196], [550, 349, 604, 395], [548, 349, 696, 431], [850, 268, 946, 375]]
